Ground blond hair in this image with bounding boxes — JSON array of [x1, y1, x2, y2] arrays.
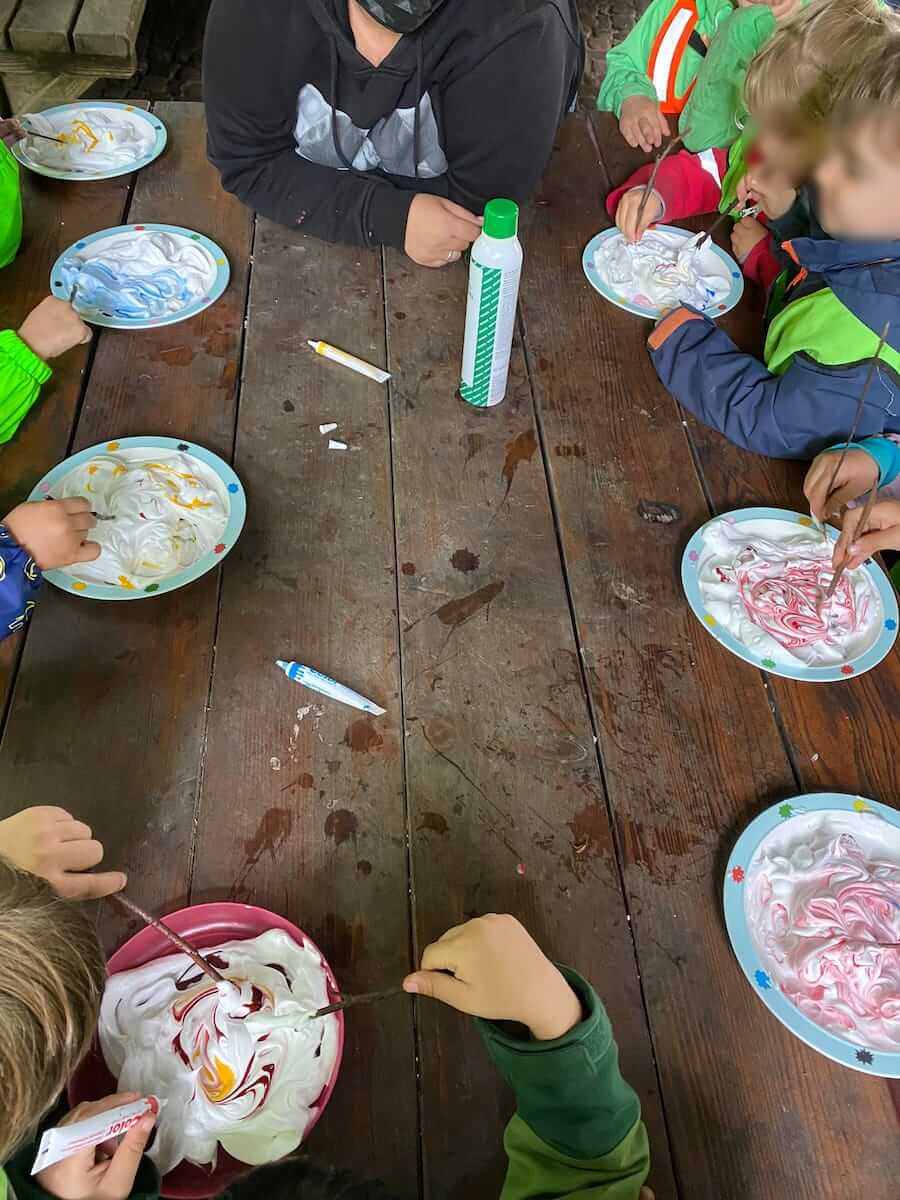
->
[[0, 858, 105, 1162], [830, 31, 900, 154], [744, 0, 900, 140]]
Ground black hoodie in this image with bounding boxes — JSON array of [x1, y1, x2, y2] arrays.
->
[[203, 0, 584, 249]]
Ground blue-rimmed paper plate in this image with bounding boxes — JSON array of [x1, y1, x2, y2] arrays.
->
[[582, 224, 744, 320], [682, 507, 898, 682], [725, 793, 900, 1078], [50, 224, 230, 330], [12, 102, 166, 181], [28, 436, 246, 601]]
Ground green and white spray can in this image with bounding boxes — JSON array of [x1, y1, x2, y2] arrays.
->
[[460, 198, 523, 407]]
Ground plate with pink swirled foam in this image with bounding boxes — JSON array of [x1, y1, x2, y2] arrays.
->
[[725, 793, 900, 1077], [681, 507, 898, 682]]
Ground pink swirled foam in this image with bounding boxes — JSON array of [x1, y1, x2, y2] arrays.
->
[[698, 518, 881, 666], [745, 811, 900, 1051]]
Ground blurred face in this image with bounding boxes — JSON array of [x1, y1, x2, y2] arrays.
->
[[816, 120, 900, 239], [753, 127, 815, 183]]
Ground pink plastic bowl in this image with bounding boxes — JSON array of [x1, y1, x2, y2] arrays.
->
[[69, 902, 345, 1199]]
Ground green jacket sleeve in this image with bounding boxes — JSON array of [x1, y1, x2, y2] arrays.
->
[[477, 968, 650, 1200], [597, 12, 661, 118], [0, 330, 52, 445], [597, 0, 735, 121], [0, 141, 22, 270], [4, 1139, 161, 1200]]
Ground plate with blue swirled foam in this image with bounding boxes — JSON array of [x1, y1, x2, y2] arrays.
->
[[50, 223, 230, 331]]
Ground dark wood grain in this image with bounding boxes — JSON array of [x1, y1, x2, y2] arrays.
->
[[0, 110, 146, 715], [384, 235, 677, 1196], [0, 104, 252, 961], [520, 114, 900, 1199], [190, 227, 418, 1197]]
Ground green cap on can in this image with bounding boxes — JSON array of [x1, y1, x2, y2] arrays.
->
[[483, 198, 519, 239]]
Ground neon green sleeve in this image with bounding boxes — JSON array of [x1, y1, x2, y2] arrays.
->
[[0, 330, 52, 445], [0, 141, 22, 269]]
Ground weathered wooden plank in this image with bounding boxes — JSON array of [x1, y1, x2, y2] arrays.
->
[[190, 231, 418, 1195], [73, 0, 146, 60], [0, 107, 144, 736], [520, 114, 900, 1199], [384, 246, 677, 1194], [9, 0, 80, 55], [0, 104, 252, 963], [0, 0, 21, 50]]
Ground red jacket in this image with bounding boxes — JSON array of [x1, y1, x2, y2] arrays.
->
[[605, 147, 782, 293]]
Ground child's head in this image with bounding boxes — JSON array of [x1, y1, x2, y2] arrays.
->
[[0, 857, 105, 1162], [744, 0, 898, 180], [816, 40, 900, 240]]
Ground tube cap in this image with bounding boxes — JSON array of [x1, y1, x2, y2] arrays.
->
[[483, 199, 519, 240]]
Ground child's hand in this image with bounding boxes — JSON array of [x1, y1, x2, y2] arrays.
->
[[18, 297, 92, 362], [730, 216, 767, 263], [0, 117, 24, 147], [741, 167, 796, 220], [834, 498, 900, 571], [403, 914, 582, 1040], [804, 449, 879, 521], [768, 0, 801, 19], [4, 498, 100, 570], [619, 95, 670, 154], [35, 1093, 156, 1200], [0, 806, 126, 899], [615, 186, 663, 243]]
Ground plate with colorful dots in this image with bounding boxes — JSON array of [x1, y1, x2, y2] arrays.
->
[[582, 224, 744, 320], [725, 793, 900, 1077], [51, 224, 230, 330], [681, 507, 898, 683], [28, 436, 246, 601], [12, 102, 167, 182]]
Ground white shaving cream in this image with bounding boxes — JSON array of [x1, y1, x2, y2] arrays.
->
[[20, 108, 154, 173], [698, 518, 881, 666], [594, 229, 730, 312], [99, 930, 339, 1173], [54, 449, 229, 587], [745, 810, 900, 1050]]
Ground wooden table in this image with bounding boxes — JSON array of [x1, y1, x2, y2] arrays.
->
[[1, 102, 898, 1200]]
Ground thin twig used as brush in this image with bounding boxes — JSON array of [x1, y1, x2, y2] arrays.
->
[[820, 321, 890, 522], [823, 483, 879, 603], [113, 893, 228, 985], [635, 132, 687, 230], [310, 986, 406, 1019]]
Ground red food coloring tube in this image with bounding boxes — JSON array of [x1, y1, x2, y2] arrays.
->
[[31, 1096, 163, 1175]]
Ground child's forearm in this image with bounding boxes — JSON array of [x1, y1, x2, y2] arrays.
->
[[606, 148, 728, 224], [648, 308, 890, 459], [477, 969, 649, 1200]]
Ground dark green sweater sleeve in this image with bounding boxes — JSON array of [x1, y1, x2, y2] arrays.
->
[[477, 968, 650, 1200]]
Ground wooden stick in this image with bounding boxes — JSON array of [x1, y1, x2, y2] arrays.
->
[[823, 483, 878, 602], [310, 986, 406, 1019], [113, 893, 228, 985], [22, 127, 66, 145], [820, 321, 890, 521], [635, 133, 686, 230]]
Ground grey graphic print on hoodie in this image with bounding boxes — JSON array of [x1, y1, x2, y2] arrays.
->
[[203, 0, 584, 249]]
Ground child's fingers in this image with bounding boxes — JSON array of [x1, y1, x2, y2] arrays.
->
[[834, 506, 864, 565], [58, 869, 128, 900], [656, 111, 670, 138], [402, 969, 472, 1012], [72, 539, 102, 563], [639, 117, 659, 149], [57, 837, 105, 872], [57, 816, 94, 842], [99, 1116, 156, 1199]]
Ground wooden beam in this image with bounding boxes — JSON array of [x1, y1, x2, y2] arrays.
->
[[74, 0, 145, 59], [9, 0, 82, 55]]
